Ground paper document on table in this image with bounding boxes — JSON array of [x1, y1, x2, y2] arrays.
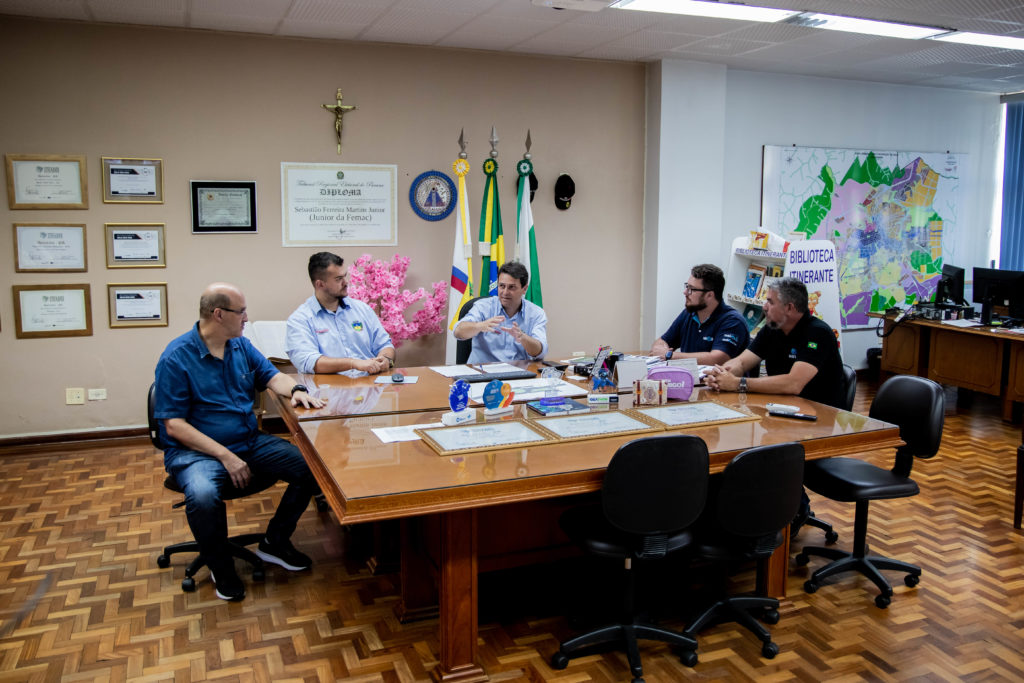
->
[[480, 362, 523, 373], [431, 365, 481, 377], [941, 319, 981, 328], [468, 378, 586, 404], [372, 421, 445, 443]]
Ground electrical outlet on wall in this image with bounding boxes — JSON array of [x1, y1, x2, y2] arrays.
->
[[66, 388, 85, 405]]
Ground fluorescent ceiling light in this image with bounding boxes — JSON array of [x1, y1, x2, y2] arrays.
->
[[932, 31, 1024, 51], [610, 0, 798, 23], [785, 12, 946, 40]]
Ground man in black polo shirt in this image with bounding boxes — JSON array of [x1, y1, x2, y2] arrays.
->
[[650, 263, 749, 364], [704, 277, 843, 408]]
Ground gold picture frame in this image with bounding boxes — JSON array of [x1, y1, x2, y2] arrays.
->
[[627, 401, 759, 429], [104, 223, 166, 268], [5, 154, 88, 209], [415, 419, 554, 456], [107, 282, 168, 328], [12, 284, 92, 339], [13, 223, 88, 273], [101, 156, 164, 203], [529, 410, 663, 444]]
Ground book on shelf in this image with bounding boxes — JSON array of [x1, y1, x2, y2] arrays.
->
[[742, 263, 767, 299], [756, 263, 785, 301], [742, 303, 765, 332], [526, 398, 591, 415]]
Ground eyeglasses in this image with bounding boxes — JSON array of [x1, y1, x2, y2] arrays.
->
[[684, 285, 711, 294], [219, 306, 247, 316]]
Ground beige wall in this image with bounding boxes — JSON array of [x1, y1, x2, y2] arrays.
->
[[0, 18, 646, 437]]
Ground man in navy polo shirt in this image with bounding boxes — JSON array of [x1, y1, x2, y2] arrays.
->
[[154, 282, 325, 601], [650, 263, 749, 365]]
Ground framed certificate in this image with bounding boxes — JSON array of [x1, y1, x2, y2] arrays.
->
[[6, 154, 88, 209], [104, 223, 166, 268], [630, 402, 759, 429], [416, 420, 553, 456], [101, 157, 163, 203], [12, 284, 92, 339], [190, 180, 257, 233], [13, 223, 87, 272], [531, 411, 662, 443], [107, 282, 168, 328]]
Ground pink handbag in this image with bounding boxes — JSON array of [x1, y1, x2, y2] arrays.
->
[[646, 366, 695, 401]]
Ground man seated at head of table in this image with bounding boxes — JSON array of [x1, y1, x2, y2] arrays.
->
[[153, 282, 326, 602], [649, 263, 749, 365], [703, 277, 844, 408], [286, 251, 395, 376], [453, 261, 548, 364]]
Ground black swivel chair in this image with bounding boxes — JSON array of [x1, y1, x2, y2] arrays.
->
[[798, 363, 857, 545], [797, 374, 944, 608], [149, 384, 273, 592], [455, 296, 486, 365], [551, 434, 709, 682], [682, 442, 805, 665]]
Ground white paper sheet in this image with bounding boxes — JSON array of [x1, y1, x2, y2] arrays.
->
[[468, 378, 586, 404], [430, 365, 481, 377], [372, 421, 445, 443]]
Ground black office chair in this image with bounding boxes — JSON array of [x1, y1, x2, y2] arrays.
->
[[797, 363, 857, 545], [797, 374, 944, 608], [550, 434, 709, 682], [455, 296, 486, 364], [148, 384, 273, 592], [682, 442, 805, 665]]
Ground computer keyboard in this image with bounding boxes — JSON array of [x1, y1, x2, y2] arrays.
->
[[457, 370, 538, 383]]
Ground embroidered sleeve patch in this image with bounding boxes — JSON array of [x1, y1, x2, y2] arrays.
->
[[807, 341, 818, 349]]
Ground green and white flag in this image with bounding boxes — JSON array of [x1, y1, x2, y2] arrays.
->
[[515, 158, 542, 306]]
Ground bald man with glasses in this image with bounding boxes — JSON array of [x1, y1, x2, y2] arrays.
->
[[649, 263, 749, 365]]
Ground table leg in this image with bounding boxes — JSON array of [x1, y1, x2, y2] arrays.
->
[[431, 508, 487, 683], [758, 525, 790, 598], [396, 518, 439, 623], [1015, 445, 1023, 530]]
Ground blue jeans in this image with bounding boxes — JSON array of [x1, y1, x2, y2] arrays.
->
[[165, 432, 315, 562]]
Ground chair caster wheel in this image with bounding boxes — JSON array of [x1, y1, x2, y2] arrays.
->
[[904, 574, 920, 587], [824, 530, 839, 545], [181, 577, 196, 592], [314, 494, 330, 512], [252, 569, 265, 582], [875, 594, 891, 609], [761, 609, 780, 625], [631, 677, 645, 683], [804, 580, 818, 593], [157, 554, 170, 568], [795, 553, 809, 566], [550, 652, 569, 670], [681, 650, 698, 667], [762, 642, 779, 659]]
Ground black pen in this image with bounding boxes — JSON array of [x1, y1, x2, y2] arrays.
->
[[768, 410, 817, 421]]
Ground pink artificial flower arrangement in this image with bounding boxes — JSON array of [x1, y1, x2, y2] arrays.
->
[[346, 254, 448, 347]]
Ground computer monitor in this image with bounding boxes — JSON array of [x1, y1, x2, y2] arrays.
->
[[935, 263, 966, 305], [972, 267, 1024, 325]]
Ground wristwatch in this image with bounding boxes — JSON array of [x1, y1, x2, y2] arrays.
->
[[665, 350, 673, 361], [738, 377, 748, 393], [291, 384, 308, 396]]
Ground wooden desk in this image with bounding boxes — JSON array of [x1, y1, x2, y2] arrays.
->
[[276, 389, 901, 682]]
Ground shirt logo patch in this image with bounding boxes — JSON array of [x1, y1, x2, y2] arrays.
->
[[703, 335, 713, 342], [315, 328, 329, 334], [352, 321, 364, 332], [722, 333, 737, 344], [807, 341, 818, 349], [789, 348, 797, 359]]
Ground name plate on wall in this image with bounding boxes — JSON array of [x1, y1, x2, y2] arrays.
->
[[281, 162, 397, 247]]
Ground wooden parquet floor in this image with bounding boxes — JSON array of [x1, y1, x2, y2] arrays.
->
[[1, 378, 1023, 681]]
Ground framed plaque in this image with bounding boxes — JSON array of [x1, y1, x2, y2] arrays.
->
[[415, 420, 553, 456], [190, 180, 257, 234], [531, 411, 662, 443], [107, 282, 168, 328], [13, 223, 87, 272], [104, 223, 166, 268], [101, 157, 164, 203], [5, 154, 88, 209], [12, 284, 92, 339], [629, 401, 758, 429]]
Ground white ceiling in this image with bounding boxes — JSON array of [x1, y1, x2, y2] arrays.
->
[[3, 0, 1024, 94]]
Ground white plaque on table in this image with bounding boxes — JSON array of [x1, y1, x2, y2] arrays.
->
[[281, 162, 397, 247]]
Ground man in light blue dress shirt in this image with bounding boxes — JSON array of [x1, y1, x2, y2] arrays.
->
[[286, 252, 395, 376], [454, 261, 548, 364]]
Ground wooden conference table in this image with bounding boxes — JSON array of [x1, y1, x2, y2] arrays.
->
[[273, 364, 902, 682]]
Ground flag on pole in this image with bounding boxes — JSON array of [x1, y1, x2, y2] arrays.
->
[[445, 156, 474, 364], [515, 158, 542, 307], [479, 157, 504, 296]]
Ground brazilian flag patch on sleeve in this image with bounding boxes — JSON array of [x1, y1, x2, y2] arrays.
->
[[807, 341, 818, 349]]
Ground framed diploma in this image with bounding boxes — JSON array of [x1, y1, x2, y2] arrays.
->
[[5, 154, 88, 210], [12, 284, 92, 339], [13, 223, 87, 272], [416, 420, 553, 456], [629, 402, 759, 429], [190, 180, 257, 234], [281, 162, 397, 247], [531, 411, 662, 444], [101, 157, 164, 203], [104, 223, 166, 268], [107, 282, 168, 328]]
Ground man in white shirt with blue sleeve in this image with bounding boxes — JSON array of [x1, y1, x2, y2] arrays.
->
[[286, 252, 395, 376], [454, 261, 547, 364]]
